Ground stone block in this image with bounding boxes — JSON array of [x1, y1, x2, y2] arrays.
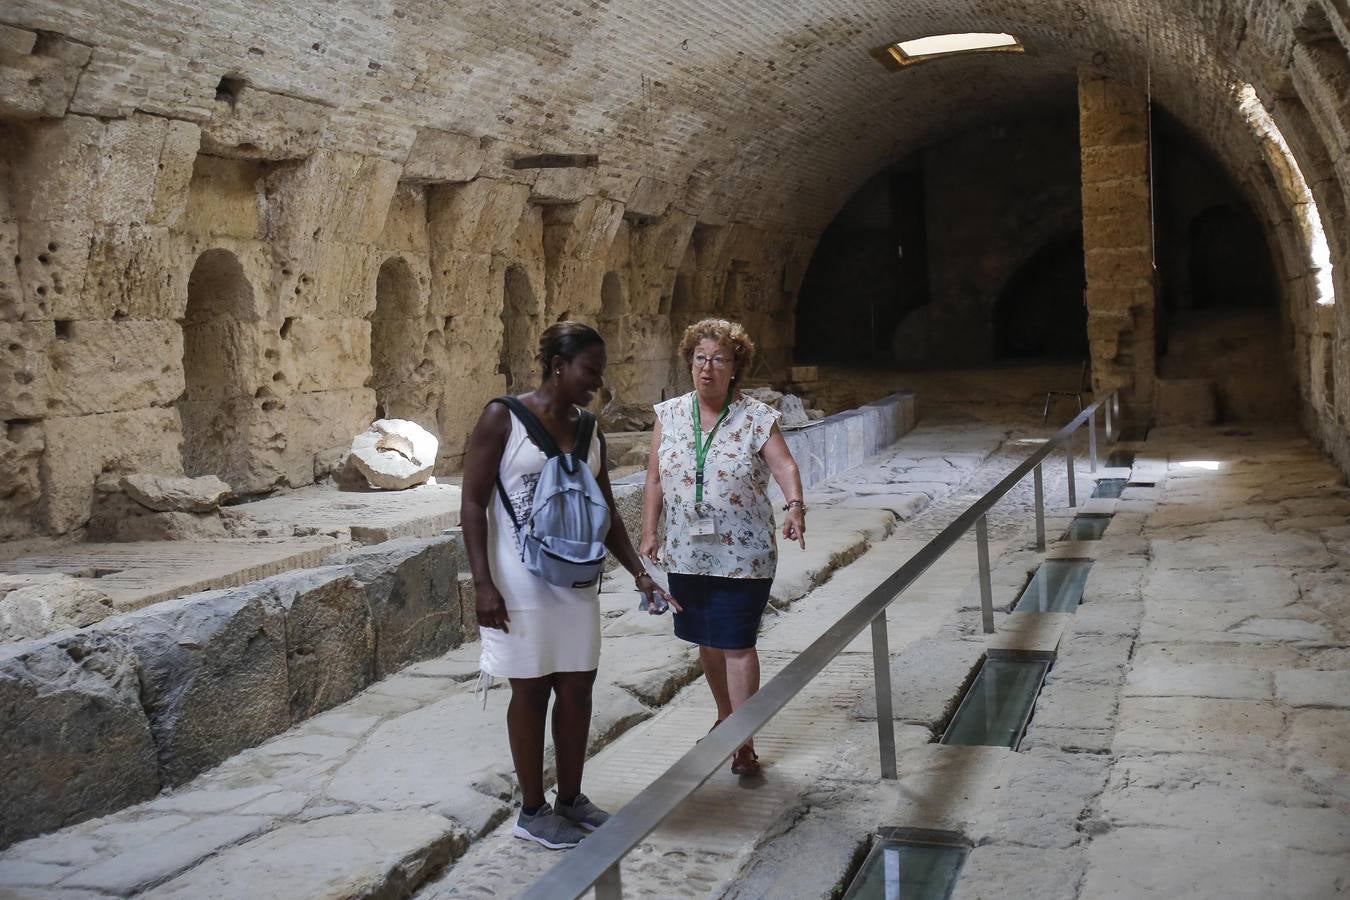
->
[[0, 420, 44, 541], [0, 321, 52, 418], [1082, 178, 1151, 220], [16, 219, 93, 322], [0, 221, 19, 322], [200, 87, 330, 160], [279, 240, 384, 319], [148, 119, 201, 227], [90, 113, 195, 226], [47, 320, 185, 416], [79, 225, 191, 320], [1080, 143, 1149, 180], [404, 127, 485, 183], [265, 150, 402, 246], [41, 407, 184, 533], [141, 812, 463, 900], [122, 474, 232, 512], [0, 51, 78, 119], [7, 116, 102, 222], [1084, 246, 1154, 282], [181, 156, 268, 240], [285, 317, 373, 393], [854, 638, 986, 727], [269, 567, 374, 721], [0, 24, 37, 54], [427, 178, 532, 257], [326, 535, 463, 679], [108, 583, 290, 787], [0, 630, 160, 848], [1154, 377, 1216, 426], [244, 387, 377, 491]]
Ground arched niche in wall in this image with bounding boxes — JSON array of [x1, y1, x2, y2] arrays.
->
[[599, 271, 624, 330], [1187, 204, 1278, 311], [370, 256, 422, 418], [992, 232, 1087, 360], [500, 264, 538, 391], [667, 271, 696, 394], [179, 249, 256, 479]]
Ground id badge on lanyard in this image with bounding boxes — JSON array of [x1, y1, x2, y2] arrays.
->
[[691, 393, 730, 541]]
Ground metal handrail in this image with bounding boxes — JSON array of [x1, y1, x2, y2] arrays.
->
[[522, 390, 1120, 900]]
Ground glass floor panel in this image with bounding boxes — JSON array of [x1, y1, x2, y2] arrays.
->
[[941, 658, 1050, 749], [1062, 515, 1111, 541], [1014, 559, 1094, 613], [1091, 478, 1128, 498], [842, 838, 969, 900], [1106, 450, 1136, 468]]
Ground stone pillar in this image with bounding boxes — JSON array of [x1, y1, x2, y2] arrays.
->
[[1079, 69, 1157, 424]]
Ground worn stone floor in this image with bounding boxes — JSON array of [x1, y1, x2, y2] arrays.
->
[[1, 396, 1347, 898]]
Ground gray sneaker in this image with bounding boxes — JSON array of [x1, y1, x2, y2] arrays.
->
[[512, 802, 587, 849], [555, 792, 611, 832]]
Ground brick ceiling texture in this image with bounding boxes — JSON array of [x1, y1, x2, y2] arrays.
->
[[8, 1, 1335, 234]]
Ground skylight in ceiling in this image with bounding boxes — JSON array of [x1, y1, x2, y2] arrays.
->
[[883, 32, 1024, 66]]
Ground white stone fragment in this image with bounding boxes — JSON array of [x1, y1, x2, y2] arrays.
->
[[0, 574, 116, 641], [347, 419, 439, 490]]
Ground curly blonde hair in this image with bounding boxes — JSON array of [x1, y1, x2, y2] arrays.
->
[[678, 318, 756, 379]]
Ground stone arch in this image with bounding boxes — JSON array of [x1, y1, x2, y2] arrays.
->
[[500, 264, 538, 390], [992, 232, 1087, 359], [179, 249, 256, 478], [370, 256, 422, 418]]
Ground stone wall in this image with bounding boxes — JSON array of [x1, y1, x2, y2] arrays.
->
[[1, 0, 1349, 534], [0, 534, 467, 848], [0, 36, 810, 541]]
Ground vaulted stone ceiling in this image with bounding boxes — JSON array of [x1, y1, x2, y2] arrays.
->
[[12, 1, 1335, 233]]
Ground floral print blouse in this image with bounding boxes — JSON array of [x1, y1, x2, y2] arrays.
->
[[655, 392, 781, 579]]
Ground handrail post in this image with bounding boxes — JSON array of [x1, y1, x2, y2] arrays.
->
[[1104, 393, 1114, 442], [595, 863, 623, 899], [870, 614, 898, 779], [976, 515, 994, 634], [1066, 437, 1077, 507], [1089, 409, 1098, 473], [1033, 463, 1046, 551]]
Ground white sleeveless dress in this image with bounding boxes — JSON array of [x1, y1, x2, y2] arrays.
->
[[480, 409, 604, 679]]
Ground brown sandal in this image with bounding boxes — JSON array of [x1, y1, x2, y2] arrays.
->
[[731, 743, 760, 776], [696, 719, 723, 744]]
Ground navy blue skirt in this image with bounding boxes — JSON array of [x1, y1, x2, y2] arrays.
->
[[668, 573, 773, 650]]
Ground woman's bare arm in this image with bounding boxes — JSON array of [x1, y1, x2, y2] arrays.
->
[[459, 402, 512, 631], [761, 422, 806, 549]]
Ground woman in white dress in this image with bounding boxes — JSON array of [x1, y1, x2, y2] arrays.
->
[[460, 321, 671, 850]]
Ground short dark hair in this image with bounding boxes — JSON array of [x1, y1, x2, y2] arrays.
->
[[538, 320, 605, 377]]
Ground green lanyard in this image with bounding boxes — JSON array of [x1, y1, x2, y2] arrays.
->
[[691, 392, 731, 504]]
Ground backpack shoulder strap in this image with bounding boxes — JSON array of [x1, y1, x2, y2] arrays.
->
[[573, 410, 596, 464], [490, 396, 562, 459]]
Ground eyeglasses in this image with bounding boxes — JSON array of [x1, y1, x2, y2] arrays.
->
[[692, 353, 731, 370]]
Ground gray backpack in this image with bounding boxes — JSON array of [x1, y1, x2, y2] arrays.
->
[[492, 396, 611, 589]]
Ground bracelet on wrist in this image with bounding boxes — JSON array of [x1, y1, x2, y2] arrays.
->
[[782, 499, 806, 512]]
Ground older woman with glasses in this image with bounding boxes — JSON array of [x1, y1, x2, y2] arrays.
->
[[639, 318, 806, 776]]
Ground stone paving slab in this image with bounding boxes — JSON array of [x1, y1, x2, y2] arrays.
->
[[231, 482, 462, 543], [0, 536, 349, 612]]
